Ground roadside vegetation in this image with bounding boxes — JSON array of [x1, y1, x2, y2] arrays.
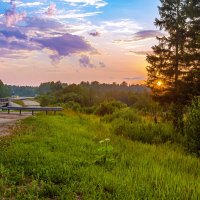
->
[[0, 111, 200, 199], [0, 0, 199, 198], [11, 100, 25, 106]]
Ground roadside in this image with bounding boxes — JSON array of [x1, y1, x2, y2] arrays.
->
[[0, 112, 31, 137], [23, 100, 40, 107], [0, 99, 40, 137]]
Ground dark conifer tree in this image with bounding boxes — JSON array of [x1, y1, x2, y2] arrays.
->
[[183, 0, 200, 97], [146, 0, 200, 128], [147, 0, 188, 104]]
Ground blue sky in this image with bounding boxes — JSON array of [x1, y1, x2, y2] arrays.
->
[[0, 0, 161, 85]]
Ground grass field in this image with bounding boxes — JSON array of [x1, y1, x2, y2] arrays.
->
[[0, 111, 200, 199]]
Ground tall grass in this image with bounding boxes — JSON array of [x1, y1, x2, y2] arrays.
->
[[103, 108, 178, 144], [0, 112, 200, 199]]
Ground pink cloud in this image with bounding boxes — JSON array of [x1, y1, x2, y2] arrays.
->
[[4, 11, 26, 27], [79, 55, 95, 68], [4, 0, 26, 27], [45, 4, 57, 16], [89, 31, 100, 37]]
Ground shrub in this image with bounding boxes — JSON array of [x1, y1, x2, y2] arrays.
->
[[184, 97, 200, 156], [95, 100, 127, 116], [83, 106, 96, 114], [111, 118, 175, 144], [102, 108, 141, 123], [64, 101, 83, 112], [40, 95, 54, 106]]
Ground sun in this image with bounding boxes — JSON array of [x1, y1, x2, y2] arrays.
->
[[157, 81, 163, 87]]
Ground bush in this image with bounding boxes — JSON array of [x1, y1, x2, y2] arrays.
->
[[111, 118, 175, 144], [184, 97, 200, 156], [64, 101, 83, 112], [102, 107, 175, 144], [102, 108, 141, 123], [95, 100, 127, 116], [39, 95, 54, 106], [83, 106, 96, 114]]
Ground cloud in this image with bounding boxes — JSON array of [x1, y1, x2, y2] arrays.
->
[[55, 10, 102, 20], [0, 35, 39, 51], [0, 29, 27, 40], [25, 17, 64, 30], [88, 31, 100, 37], [113, 30, 163, 44], [79, 55, 95, 68], [102, 19, 141, 34], [124, 76, 144, 80], [0, 27, 96, 63], [79, 55, 106, 68], [128, 50, 154, 56], [0, 48, 30, 59], [4, 0, 26, 27], [34, 34, 96, 60], [62, 0, 108, 8], [99, 61, 106, 67], [0, 0, 97, 64], [132, 30, 163, 41], [45, 4, 57, 16], [17, 2, 43, 7]]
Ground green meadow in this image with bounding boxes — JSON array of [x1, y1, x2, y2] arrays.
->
[[0, 111, 200, 199]]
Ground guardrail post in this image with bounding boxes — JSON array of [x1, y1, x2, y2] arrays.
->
[[8, 109, 10, 114], [32, 110, 34, 115], [19, 110, 22, 115]]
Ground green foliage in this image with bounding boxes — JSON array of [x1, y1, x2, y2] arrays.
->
[[38, 81, 63, 95], [10, 85, 37, 97], [61, 92, 84, 104], [83, 106, 96, 114], [0, 80, 11, 98], [112, 118, 175, 144], [12, 100, 25, 106], [39, 95, 55, 106], [184, 97, 200, 156], [95, 100, 127, 116], [0, 113, 200, 199], [147, 0, 200, 105], [64, 101, 83, 112], [103, 108, 141, 123], [35, 81, 150, 109], [103, 108, 176, 144], [96, 138, 114, 165]]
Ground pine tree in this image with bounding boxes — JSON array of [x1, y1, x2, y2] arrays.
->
[[146, 0, 200, 129], [147, 0, 188, 104], [147, 0, 200, 104], [183, 0, 200, 97]]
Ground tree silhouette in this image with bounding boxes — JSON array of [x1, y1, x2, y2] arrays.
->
[[146, 0, 200, 128]]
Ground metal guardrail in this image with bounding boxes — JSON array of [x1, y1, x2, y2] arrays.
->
[[1, 106, 63, 115], [0, 98, 9, 103]]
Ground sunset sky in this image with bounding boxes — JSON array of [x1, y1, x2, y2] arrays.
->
[[0, 0, 161, 86]]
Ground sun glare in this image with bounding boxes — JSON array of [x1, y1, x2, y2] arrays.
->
[[157, 81, 163, 87]]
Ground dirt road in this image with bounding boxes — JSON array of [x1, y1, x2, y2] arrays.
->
[[0, 99, 40, 137], [0, 112, 31, 137]]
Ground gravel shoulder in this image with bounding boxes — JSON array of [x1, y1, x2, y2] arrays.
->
[[0, 99, 40, 137], [0, 112, 31, 137], [0, 112, 33, 137]]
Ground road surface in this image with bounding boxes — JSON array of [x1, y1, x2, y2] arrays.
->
[[0, 99, 40, 137], [0, 112, 31, 137], [23, 100, 40, 107]]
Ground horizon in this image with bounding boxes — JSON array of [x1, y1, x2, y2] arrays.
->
[[0, 0, 160, 86], [4, 80, 148, 87]]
